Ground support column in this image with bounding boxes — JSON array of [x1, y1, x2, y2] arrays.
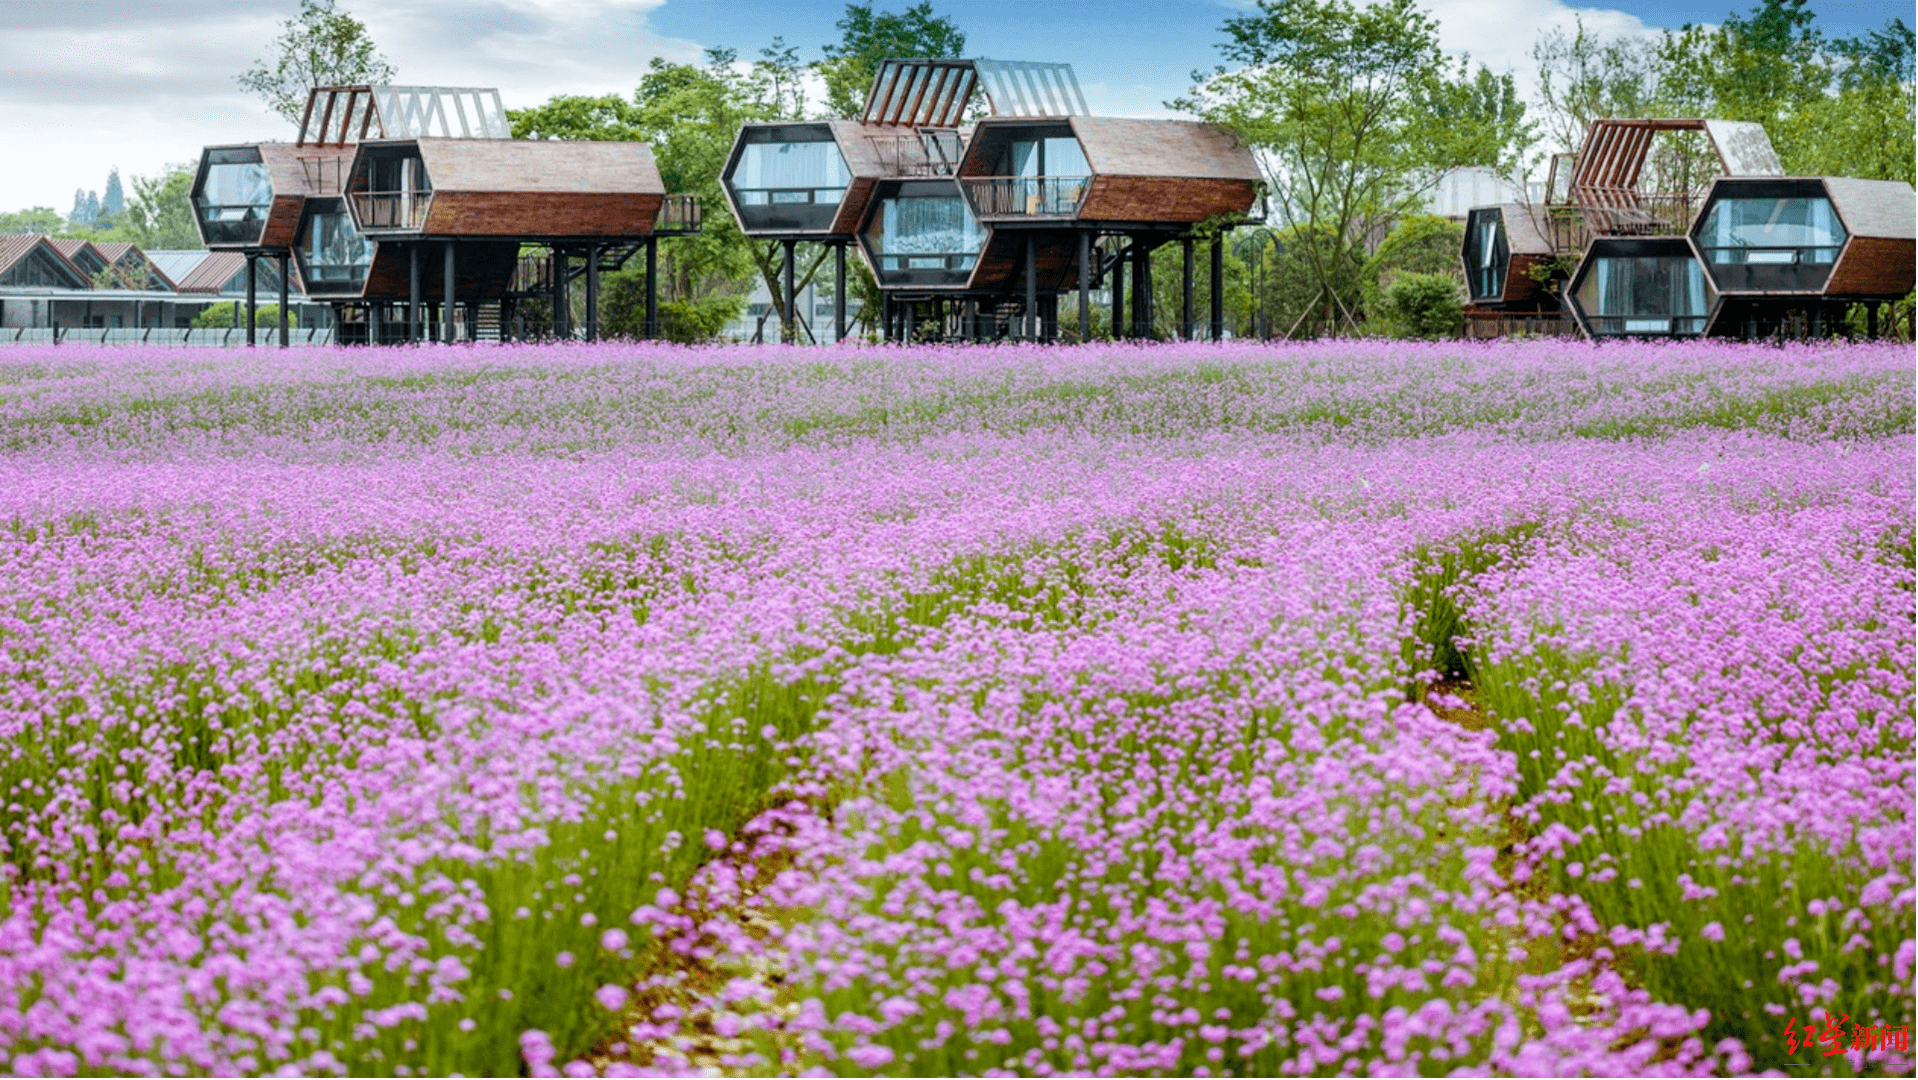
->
[[245, 253, 258, 347], [1181, 237, 1194, 341], [1131, 240, 1150, 339], [409, 245, 422, 343], [584, 244, 600, 343], [645, 238, 659, 340], [276, 252, 291, 347], [1209, 235, 1224, 341], [466, 301, 479, 343], [1077, 231, 1091, 343], [1024, 233, 1038, 342], [833, 241, 847, 343], [443, 243, 456, 344], [1110, 245, 1125, 340], [370, 302, 382, 346], [552, 249, 569, 340], [881, 293, 893, 343], [781, 239, 797, 344]]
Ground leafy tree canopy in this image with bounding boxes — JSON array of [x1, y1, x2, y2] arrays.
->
[[238, 0, 395, 125], [817, 2, 967, 118]]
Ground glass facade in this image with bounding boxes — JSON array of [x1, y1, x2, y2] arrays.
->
[[734, 140, 849, 206], [1575, 249, 1713, 336], [1465, 209, 1506, 301], [1699, 195, 1845, 265], [197, 147, 273, 246], [867, 188, 986, 278], [297, 201, 373, 294]]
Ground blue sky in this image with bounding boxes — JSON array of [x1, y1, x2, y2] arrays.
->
[[0, 0, 1907, 215]]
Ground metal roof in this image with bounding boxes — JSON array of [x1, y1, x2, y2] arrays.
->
[[147, 249, 212, 284], [974, 60, 1087, 118], [859, 58, 1086, 127], [298, 85, 510, 146], [0, 235, 88, 287]]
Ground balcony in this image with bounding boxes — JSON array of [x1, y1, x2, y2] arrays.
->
[[867, 131, 964, 177], [351, 191, 431, 232], [1548, 193, 1699, 256], [655, 194, 702, 236], [962, 176, 1090, 219]]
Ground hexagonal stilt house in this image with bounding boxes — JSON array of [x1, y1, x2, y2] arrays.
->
[[955, 114, 1262, 342], [194, 85, 702, 345], [1692, 175, 1916, 338], [720, 58, 1263, 343], [1453, 119, 1906, 342]]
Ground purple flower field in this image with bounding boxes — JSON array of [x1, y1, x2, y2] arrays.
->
[[0, 339, 1910, 1077]]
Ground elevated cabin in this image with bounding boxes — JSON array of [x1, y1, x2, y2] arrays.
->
[[1566, 237, 1717, 338], [1462, 206, 1554, 308], [856, 178, 990, 290], [1691, 175, 1914, 299], [721, 120, 966, 239], [957, 117, 1259, 229], [345, 138, 691, 242], [191, 142, 355, 250]]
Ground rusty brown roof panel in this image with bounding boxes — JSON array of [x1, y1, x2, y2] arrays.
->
[[1496, 204, 1554, 256], [408, 138, 663, 195], [1067, 117, 1261, 182], [1823, 176, 1917, 240]]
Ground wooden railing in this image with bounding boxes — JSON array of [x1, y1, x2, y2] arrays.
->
[[351, 191, 430, 231], [297, 155, 348, 195], [654, 194, 702, 234], [962, 176, 1089, 218], [1548, 193, 1700, 255]]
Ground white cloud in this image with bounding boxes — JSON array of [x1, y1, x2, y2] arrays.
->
[[0, 0, 703, 215]]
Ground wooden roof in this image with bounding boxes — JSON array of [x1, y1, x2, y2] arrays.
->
[[862, 60, 978, 127], [0, 235, 88, 288], [1067, 117, 1261, 181], [1493, 204, 1553, 256], [1822, 176, 1916, 240], [297, 85, 510, 147], [408, 138, 663, 195]]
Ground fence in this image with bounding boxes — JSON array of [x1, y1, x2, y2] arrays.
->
[[2, 326, 337, 346]]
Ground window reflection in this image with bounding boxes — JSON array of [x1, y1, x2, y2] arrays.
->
[[868, 192, 985, 273], [1699, 196, 1845, 265], [735, 141, 850, 206], [197, 147, 273, 245], [1576, 253, 1712, 336], [298, 201, 373, 292]]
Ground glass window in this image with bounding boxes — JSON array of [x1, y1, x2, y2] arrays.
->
[[1005, 136, 1088, 177], [1577, 254, 1710, 334], [870, 194, 986, 272], [198, 148, 273, 244], [301, 206, 373, 290], [1699, 196, 1845, 264], [735, 141, 849, 204]]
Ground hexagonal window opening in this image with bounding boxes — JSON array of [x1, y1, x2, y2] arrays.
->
[[1464, 208, 1509, 302], [1694, 179, 1846, 293], [1572, 239, 1716, 337], [964, 124, 1090, 218], [727, 124, 851, 234], [353, 144, 434, 232], [862, 180, 987, 287], [295, 198, 374, 295], [194, 147, 273, 247]]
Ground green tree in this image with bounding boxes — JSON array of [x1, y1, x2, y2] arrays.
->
[[510, 47, 803, 340], [1531, 18, 1665, 154], [816, 2, 968, 119], [118, 165, 203, 250], [1376, 272, 1464, 338], [192, 302, 296, 330], [1181, 0, 1531, 337], [1361, 213, 1463, 329], [238, 0, 396, 125], [0, 207, 68, 235]]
